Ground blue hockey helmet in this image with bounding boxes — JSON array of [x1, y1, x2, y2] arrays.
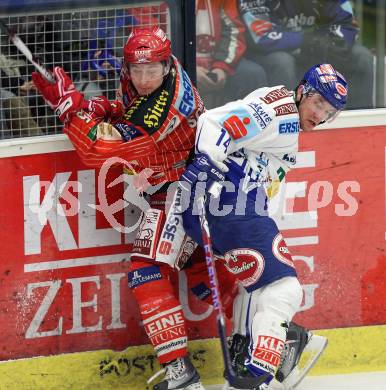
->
[[301, 64, 348, 111]]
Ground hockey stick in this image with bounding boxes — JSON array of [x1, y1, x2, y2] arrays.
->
[[196, 195, 270, 389], [0, 19, 55, 83]]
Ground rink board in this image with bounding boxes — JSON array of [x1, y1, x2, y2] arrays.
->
[[0, 325, 385, 390]]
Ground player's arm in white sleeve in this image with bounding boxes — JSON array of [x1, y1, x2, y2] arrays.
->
[[195, 107, 236, 172], [195, 89, 276, 168]]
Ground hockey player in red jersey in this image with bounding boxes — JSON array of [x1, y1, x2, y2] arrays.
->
[[32, 25, 315, 390], [32, 26, 226, 390]]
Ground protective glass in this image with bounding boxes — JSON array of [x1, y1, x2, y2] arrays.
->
[[128, 62, 168, 81]]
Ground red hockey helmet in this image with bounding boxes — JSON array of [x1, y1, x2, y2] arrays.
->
[[123, 26, 172, 64]]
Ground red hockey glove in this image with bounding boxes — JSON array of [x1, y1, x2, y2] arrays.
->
[[84, 96, 124, 121], [32, 66, 84, 123], [110, 99, 124, 120]]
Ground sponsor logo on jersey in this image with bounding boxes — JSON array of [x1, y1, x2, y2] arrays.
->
[[133, 209, 162, 257], [177, 68, 195, 117], [224, 115, 250, 139], [274, 103, 297, 116], [261, 87, 290, 104], [144, 310, 184, 336], [252, 335, 285, 374], [158, 187, 183, 256], [278, 119, 299, 134], [155, 337, 187, 356], [128, 265, 162, 288], [113, 122, 143, 141], [132, 236, 152, 253], [247, 102, 272, 129], [221, 106, 261, 142], [124, 96, 147, 121], [272, 233, 294, 267], [143, 307, 186, 356], [143, 90, 170, 128], [77, 110, 93, 124], [224, 249, 265, 287]]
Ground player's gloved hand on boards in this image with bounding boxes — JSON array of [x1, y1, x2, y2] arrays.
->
[[180, 153, 228, 197], [32, 66, 84, 123]]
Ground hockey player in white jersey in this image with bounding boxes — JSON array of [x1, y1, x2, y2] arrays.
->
[[180, 64, 348, 389]]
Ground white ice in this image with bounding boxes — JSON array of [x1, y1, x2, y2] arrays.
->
[[208, 371, 386, 390]]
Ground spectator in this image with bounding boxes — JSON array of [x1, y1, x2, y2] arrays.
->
[[196, 0, 267, 108], [2, 14, 106, 137], [238, 0, 374, 109], [1, 15, 71, 135], [0, 53, 42, 138], [53, 11, 105, 99]]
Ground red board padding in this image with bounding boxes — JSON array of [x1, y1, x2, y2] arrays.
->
[[288, 126, 385, 329], [0, 125, 384, 360]]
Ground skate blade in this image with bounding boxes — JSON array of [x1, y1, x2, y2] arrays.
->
[[279, 334, 328, 390], [183, 382, 206, 390], [222, 380, 230, 390]]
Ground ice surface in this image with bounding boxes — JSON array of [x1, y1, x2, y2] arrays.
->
[[208, 371, 386, 390]]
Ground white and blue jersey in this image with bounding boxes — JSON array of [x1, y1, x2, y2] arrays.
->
[[196, 84, 298, 202], [182, 85, 300, 291]]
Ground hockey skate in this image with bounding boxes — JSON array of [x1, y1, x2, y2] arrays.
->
[[273, 323, 328, 390], [222, 323, 327, 390], [147, 356, 206, 390]]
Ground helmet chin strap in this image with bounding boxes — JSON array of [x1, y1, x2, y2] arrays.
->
[[161, 57, 172, 77], [294, 84, 305, 110]]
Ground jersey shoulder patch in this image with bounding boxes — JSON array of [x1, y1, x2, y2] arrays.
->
[[260, 86, 291, 104], [220, 100, 273, 143]]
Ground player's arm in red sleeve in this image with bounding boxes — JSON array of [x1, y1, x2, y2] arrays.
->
[[64, 112, 156, 168]]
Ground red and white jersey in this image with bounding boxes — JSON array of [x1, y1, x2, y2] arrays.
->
[[64, 57, 204, 185], [195, 85, 299, 198]]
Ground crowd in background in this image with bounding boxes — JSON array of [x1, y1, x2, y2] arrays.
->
[[196, 0, 374, 109], [0, 0, 378, 139]]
